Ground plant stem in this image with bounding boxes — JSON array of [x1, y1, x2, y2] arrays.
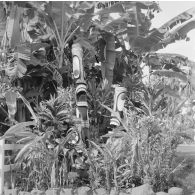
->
[[105, 164, 111, 193], [63, 26, 79, 49], [53, 20, 62, 48], [63, 22, 73, 44], [59, 49, 64, 68], [113, 162, 119, 195], [59, 2, 65, 69], [61, 2, 64, 42], [134, 5, 139, 36]]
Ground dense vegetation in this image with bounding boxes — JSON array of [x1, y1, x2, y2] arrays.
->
[[1, 1, 195, 194]]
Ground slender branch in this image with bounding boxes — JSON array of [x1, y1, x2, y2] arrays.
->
[[106, 163, 111, 192], [53, 20, 62, 47], [52, 17, 63, 68], [46, 16, 61, 48], [113, 162, 119, 195], [63, 21, 73, 44], [51, 28, 60, 48], [134, 5, 139, 36], [61, 2, 65, 42], [63, 26, 79, 49]]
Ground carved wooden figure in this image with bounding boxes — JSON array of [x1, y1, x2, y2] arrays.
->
[[72, 42, 89, 144], [110, 85, 127, 127]]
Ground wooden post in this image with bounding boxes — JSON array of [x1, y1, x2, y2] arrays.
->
[[0, 138, 5, 195]]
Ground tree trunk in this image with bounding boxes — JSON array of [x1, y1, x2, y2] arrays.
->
[[102, 33, 116, 89]]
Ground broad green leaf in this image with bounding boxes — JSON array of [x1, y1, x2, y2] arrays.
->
[[5, 58, 27, 78], [128, 7, 195, 53], [0, 2, 6, 44], [152, 70, 188, 82], [15, 135, 44, 162], [153, 19, 195, 51], [173, 98, 188, 116], [159, 7, 195, 33], [163, 86, 181, 99], [18, 92, 38, 123], [145, 53, 190, 73], [129, 29, 164, 53], [96, 3, 125, 15], [6, 5, 21, 48], [3, 121, 36, 137]]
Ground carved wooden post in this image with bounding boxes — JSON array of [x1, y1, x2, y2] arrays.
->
[[110, 85, 127, 127], [72, 42, 89, 144], [5, 91, 17, 121]]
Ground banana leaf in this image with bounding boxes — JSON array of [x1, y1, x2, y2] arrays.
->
[[95, 1, 159, 38], [152, 70, 188, 82], [153, 19, 195, 51], [130, 7, 195, 53], [145, 53, 191, 72], [4, 5, 21, 48], [3, 121, 36, 137], [0, 2, 7, 44], [159, 7, 195, 32], [5, 55, 27, 78], [96, 3, 125, 15]]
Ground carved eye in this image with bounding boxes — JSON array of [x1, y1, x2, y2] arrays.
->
[[120, 93, 126, 100]]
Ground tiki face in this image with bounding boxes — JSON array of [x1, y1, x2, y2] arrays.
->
[[73, 56, 80, 79], [72, 43, 89, 145], [115, 87, 126, 112], [110, 86, 126, 127], [72, 43, 84, 82], [75, 83, 88, 120]]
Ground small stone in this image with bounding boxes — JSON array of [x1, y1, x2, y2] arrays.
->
[[46, 189, 60, 195], [127, 184, 155, 195], [156, 192, 169, 195], [4, 189, 19, 195], [31, 189, 45, 195], [119, 192, 129, 195], [93, 188, 108, 195], [60, 188, 73, 195], [109, 189, 129, 195], [168, 187, 183, 195], [74, 187, 92, 195], [19, 192, 31, 195]]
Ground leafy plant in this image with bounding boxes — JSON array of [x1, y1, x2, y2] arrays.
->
[[2, 89, 84, 190], [1, 1, 195, 193]]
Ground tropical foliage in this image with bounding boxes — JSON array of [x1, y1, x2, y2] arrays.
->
[[0, 1, 195, 194]]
